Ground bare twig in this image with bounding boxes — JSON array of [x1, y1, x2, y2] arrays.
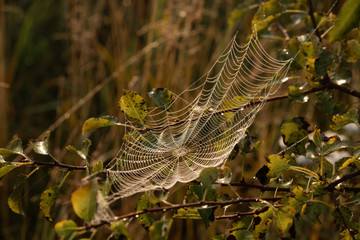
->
[[307, 0, 322, 42], [330, 191, 355, 240], [325, 170, 360, 191], [79, 195, 289, 230]]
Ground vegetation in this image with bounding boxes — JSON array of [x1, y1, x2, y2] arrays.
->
[[1, 0, 360, 239]]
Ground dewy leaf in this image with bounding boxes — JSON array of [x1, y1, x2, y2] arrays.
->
[[40, 185, 60, 222], [55, 220, 78, 239], [267, 155, 290, 180], [0, 138, 24, 157], [198, 167, 218, 188], [82, 116, 121, 135], [71, 182, 97, 221], [66, 139, 91, 160], [31, 131, 50, 155], [331, 109, 359, 130], [251, 0, 285, 32], [328, 0, 360, 42], [119, 90, 147, 121], [111, 220, 129, 239], [9, 138, 23, 154], [148, 88, 175, 111], [8, 174, 27, 215], [149, 219, 172, 240], [136, 194, 155, 229]]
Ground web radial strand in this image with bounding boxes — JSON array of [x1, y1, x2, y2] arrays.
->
[[104, 31, 292, 200]]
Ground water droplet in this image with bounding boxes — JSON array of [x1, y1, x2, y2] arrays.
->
[[335, 79, 347, 85], [281, 77, 289, 83], [221, 113, 224, 116], [303, 95, 309, 102], [201, 205, 208, 208], [135, 215, 139, 218], [240, 107, 244, 111]]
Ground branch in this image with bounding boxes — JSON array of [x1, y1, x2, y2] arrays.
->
[[325, 170, 360, 191], [80, 195, 289, 230], [28, 160, 86, 171], [216, 205, 280, 220], [221, 181, 290, 192]]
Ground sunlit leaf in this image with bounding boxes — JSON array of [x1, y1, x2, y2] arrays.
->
[[82, 116, 121, 135], [230, 216, 253, 239], [328, 0, 360, 42], [148, 88, 174, 111], [71, 182, 97, 221], [331, 109, 359, 130], [119, 90, 147, 121], [40, 185, 60, 222], [136, 194, 154, 230], [92, 160, 103, 175], [8, 174, 27, 215], [280, 117, 309, 154], [111, 220, 129, 239], [55, 220, 78, 240], [251, 0, 285, 32], [149, 219, 172, 240], [199, 167, 218, 188], [31, 131, 50, 155], [267, 155, 290, 181], [253, 207, 274, 239]]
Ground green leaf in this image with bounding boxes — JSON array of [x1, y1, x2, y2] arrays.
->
[[212, 234, 226, 240], [71, 182, 97, 221], [339, 150, 360, 171], [119, 90, 147, 121], [82, 116, 121, 135], [253, 207, 274, 239], [280, 117, 309, 154], [302, 202, 322, 223], [267, 155, 290, 181], [136, 194, 155, 229], [148, 88, 174, 111], [198, 206, 216, 228], [8, 174, 27, 215], [347, 39, 360, 62], [315, 92, 346, 116], [31, 131, 50, 155], [55, 220, 78, 240], [173, 207, 201, 219], [0, 165, 20, 179], [328, 0, 360, 42], [331, 109, 359, 130], [275, 205, 296, 237], [111, 220, 129, 239], [251, 0, 285, 32], [288, 85, 307, 103], [149, 219, 172, 240], [92, 160, 103, 175], [40, 185, 60, 222], [198, 167, 218, 188], [315, 51, 333, 77]]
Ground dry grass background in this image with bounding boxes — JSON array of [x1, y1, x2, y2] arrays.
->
[[1, 0, 356, 239]]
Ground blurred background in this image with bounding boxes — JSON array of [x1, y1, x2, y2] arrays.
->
[[1, 0, 357, 239]]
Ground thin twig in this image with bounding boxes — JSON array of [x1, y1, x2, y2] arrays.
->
[[220, 181, 290, 192], [307, 0, 322, 42], [28, 160, 86, 171], [80, 195, 289, 230]]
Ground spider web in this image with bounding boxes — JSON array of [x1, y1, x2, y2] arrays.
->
[[103, 30, 292, 203]]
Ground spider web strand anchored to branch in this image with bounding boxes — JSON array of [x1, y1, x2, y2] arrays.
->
[[104, 31, 292, 202]]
